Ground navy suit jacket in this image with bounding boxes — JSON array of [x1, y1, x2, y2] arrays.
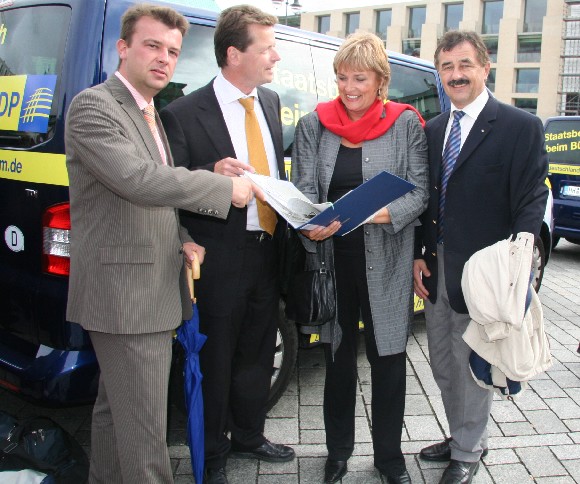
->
[[415, 95, 548, 314], [160, 80, 285, 315]]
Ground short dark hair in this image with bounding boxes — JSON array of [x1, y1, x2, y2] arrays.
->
[[214, 5, 278, 68], [120, 3, 189, 45], [434, 30, 490, 69]]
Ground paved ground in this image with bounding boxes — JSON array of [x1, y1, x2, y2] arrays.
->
[[1, 241, 579, 483]]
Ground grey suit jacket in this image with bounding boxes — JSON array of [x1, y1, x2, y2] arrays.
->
[[65, 76, 233, 334], [292, 109, 429, 356]]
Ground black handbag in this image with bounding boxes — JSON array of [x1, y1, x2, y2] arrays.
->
[[285, 240, 336, 326]]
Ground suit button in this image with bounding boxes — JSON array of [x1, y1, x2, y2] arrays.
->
[[364, 231, 370, 235], [432, 220, 436, 224], [208, 210, 214, 215], [364, 157, 370, 162], [214, 210, 219, 216], [368, 266, 373, 270], [435, 186, 438, 190], [198, 208, 203, 213], [432, 252, 436, 256]]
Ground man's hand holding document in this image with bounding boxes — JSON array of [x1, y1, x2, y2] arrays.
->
[[244, 170, 416, 236]]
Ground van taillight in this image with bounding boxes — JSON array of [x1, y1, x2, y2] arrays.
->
[[42, 203, 71, 276]]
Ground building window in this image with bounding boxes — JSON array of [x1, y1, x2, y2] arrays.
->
[[483, 36, 498, 62], [408, 6, 426, 38], [514, 98, 537, 114], [517, 35, 542, 62], [487, 68, 496, 92], [346, 12, 360, 35], [376, 9, 392, 40], [317, 15, 330, 34], [523, 0, 547, 32], [402, 39, 422, 57], [482, 0, 503, 34], [444, 3, 463, 32], [516, 68, 540, 93]]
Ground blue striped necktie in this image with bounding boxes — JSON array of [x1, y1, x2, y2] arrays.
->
[[437, 110, 465, 243]]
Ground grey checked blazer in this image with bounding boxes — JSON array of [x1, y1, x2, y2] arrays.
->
[[292, 109, 428, 356], [65, 76, 233, 334]]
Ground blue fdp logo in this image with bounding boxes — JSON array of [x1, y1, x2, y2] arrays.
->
[[19, 75, 57, 133]]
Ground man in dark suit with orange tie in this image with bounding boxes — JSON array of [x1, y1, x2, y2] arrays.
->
[[413, 31, 548, 484], [160, 5, 293, 484]]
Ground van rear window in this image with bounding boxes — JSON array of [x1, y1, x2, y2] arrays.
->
[[0, 5, 70, 148]]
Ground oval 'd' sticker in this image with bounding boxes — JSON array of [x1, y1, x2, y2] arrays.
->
[[4, 225, 24, 252]]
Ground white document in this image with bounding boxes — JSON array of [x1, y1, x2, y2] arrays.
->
[[243, 172, 332, 228]]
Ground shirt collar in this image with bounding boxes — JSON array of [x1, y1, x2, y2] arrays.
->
[[214, 70, 259, 105], [115, 71, 153, 111], [450, 88, 489, 121]]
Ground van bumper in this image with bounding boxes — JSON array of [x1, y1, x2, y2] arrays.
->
[[0, 330, 98, 405]]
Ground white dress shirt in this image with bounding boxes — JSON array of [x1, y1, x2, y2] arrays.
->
[[443, 88, 490, 153], [213, 71, 278, 232]]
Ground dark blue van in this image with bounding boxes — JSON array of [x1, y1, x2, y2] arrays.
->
[[0, 0, 450, 407], [545, 116, 580, 246]]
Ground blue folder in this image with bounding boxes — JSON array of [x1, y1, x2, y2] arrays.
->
[[299, 170, 416, 236]]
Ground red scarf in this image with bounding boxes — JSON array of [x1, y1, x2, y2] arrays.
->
[[315, 98, 425, 145]]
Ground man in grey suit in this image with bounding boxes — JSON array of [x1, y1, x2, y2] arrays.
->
[[65, 4, 259, 483], [413, 31, 547, 484]]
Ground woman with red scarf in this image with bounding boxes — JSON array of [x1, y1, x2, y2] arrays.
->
[[292, 33, 428, 484]]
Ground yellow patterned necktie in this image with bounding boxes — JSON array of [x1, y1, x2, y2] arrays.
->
[[239, 97, 277, 235], [143, 105, 166, 165]]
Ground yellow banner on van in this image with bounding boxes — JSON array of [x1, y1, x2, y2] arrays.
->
[[0, 149, 68, 186], [549, 163, 580, 176]]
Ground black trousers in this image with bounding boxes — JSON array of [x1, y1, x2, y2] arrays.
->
[[324, 243, 407, 476], [199, 233, 279, 470]]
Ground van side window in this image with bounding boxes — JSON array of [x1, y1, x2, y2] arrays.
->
[[155, 23, 218, 110], [268, 37, 319, 156], [389, 63, 441, 121], [0, 6, 71, 148]]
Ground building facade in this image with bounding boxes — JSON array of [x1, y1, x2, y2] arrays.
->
[[300, 0, 580, 120]]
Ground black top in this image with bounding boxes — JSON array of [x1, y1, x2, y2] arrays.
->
[[328, 144, 364, 252]]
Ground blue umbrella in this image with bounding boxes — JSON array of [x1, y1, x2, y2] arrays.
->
[[176, 257, 206, 484]]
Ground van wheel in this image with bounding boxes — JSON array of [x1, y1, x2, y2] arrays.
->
[[266, 303, 298, 411], [532, 236, 546, 292]]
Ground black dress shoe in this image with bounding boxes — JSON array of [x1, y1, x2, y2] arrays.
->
[[419, 438, 488, 462], [386, 469, 412, 483], [203, 467, 228, 484], [230, 439, 295, 462], [439, 460, 479, 484], [324, 459, 347, 483]]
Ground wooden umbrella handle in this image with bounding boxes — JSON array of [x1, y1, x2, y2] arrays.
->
[[186, 253, 201, 301]]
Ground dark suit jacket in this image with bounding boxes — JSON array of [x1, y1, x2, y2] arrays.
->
[[160, 80, 285, 316], [415, 95, 548, 314]]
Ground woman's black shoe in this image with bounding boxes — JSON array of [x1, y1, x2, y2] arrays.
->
[[324, 459, 348, 483]]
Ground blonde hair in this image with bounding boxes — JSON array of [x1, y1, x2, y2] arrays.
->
[[333, 32, 391, 101]]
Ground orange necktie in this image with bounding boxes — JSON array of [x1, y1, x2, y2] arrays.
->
[[143, 105, 166, 165], [239, 97, 277, 235]]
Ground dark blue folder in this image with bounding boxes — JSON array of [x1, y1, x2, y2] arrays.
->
[[299, 170, 416, 236]]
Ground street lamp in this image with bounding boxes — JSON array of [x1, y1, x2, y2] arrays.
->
[[271, 0, 303, 26]]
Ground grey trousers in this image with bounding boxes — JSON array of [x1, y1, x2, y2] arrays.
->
[[88, 330, 174, 484], [424, 244, 493, 463]]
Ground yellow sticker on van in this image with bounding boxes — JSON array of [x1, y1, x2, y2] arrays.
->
[[549, 163, 580, 176], [0, 149, 68, 186]]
